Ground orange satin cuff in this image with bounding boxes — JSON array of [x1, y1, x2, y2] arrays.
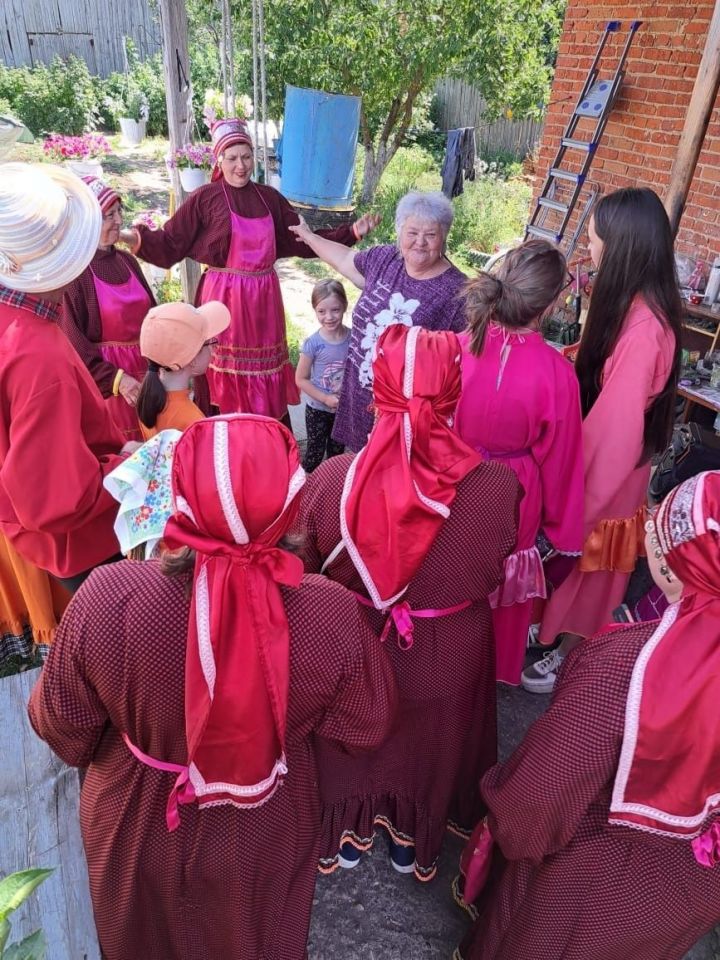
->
[[578, 505, 646, 574]]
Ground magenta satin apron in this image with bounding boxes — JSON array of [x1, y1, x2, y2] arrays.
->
[[201, 183, 299, 417], [91, 264, 151, 441]]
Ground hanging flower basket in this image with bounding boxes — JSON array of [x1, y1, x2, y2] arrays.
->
[[178, 167, 211, 192], [119, 118, 147, 147], [168, 144, 215, 193]]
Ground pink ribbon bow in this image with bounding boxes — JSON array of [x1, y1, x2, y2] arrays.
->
[[692, 822, 720, 868]]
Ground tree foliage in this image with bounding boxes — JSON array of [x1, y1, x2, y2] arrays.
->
[[256, 0, 564, 200]]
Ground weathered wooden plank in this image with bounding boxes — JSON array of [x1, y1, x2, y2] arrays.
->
[[664, 0, 720, 235], [0, 0, 160, 76], [0, 668, 100, 960]]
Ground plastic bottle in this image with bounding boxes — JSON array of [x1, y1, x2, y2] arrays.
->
[[703, 256, 720, 306], [688, 260, 706, 292]]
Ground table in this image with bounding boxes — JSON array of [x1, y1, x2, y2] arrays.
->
[[677, 382, 720, 422]]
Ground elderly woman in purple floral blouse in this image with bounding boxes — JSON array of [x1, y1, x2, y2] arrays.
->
[[290, 191, 467, 452]]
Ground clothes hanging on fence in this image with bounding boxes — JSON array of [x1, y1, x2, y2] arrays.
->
[[441, 128, 476, 199]]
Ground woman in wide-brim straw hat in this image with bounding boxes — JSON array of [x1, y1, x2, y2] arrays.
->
[[0, 162, 127, 591], [29, 414, 397, 960], [120, 119, 379, 422], [59, 176, 156, 442]]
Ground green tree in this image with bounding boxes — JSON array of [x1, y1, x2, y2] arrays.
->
[[258, 0, 564, 202]]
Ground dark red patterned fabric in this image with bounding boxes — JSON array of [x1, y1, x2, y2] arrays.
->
[[298, 453, 519, 879], [458, 623, 720, 960], [28, 559, 396, 960], [60, 248, 155, 397]]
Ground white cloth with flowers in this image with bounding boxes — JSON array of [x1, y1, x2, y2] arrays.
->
[[103, 430, 181, 558]]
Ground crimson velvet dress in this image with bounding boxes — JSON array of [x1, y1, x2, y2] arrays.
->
[[134, 179, 356, 417], [299, 454, 519, 880], [28, 560, 396, 960], [0, 296, 124, 578], [457, 623, 720, 960]]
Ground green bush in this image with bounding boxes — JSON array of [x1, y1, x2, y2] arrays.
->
[[449, 173, 531, 259], [353, 143, 530, 256], [11, 56, 101, 135]]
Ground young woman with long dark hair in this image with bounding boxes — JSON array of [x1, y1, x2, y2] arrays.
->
[[455, 240, 585, 685], [523, 187, 682, 693]]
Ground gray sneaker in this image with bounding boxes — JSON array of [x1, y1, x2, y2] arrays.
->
[[521, 649, 565, 694]]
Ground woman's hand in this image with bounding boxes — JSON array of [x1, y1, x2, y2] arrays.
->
[[121, 441, 143, 456], [118, 228, 140, 249], [324, 394, 340, 410], [289, 215, 314, 244], [353, 213, 381, 239], [118, 374, 141, 406]]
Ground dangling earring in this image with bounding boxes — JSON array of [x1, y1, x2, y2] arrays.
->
[[646, 519, 674, 583]]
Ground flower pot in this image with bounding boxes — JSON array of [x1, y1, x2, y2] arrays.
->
[[119, 118, 147, 147], [66, 159, 104, 179], [179, 167, 210, 192]]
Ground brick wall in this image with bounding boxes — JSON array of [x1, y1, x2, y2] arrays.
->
[[535, 4, 720, 262]]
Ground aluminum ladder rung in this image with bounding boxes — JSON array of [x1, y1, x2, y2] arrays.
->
[[538, 197, 569, 214], [550, 168, 584, 184], [561, 138, 596, 152], [526, 225, 562, 243]]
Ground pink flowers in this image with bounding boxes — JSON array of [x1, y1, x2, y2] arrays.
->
[[168, 143, 214, 171], [135, 209, 166, 231], [43, 133, 112, 162]]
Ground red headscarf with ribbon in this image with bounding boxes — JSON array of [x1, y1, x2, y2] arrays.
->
[[163, 414, 305, 813], [610, 470, 720, 857], [340, 324, 481, 609], [210, 118, 253, 182]]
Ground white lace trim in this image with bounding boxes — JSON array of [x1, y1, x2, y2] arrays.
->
[[339, 453, 408, 610], [608, 603, 719, 829], [189, 753, 288, 799], [194, 565, 215, 698], [403, 324, 420, 399], [213, 419, 249, 544], [320, 540, 346, 575], [175, 494, 198, 526], [281, 466, 306, 514]]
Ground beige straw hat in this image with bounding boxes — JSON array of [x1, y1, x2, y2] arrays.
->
[[0, 162, 102, 294]]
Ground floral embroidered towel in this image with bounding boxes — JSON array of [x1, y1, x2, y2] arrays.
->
[[104, 429, 181, 558]]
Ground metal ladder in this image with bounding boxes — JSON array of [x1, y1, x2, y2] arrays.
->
[[526, 20, 642, 247]]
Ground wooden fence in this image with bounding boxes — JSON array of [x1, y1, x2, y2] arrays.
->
[[434, 77, 544, 159], [1, 668, 100, 959]]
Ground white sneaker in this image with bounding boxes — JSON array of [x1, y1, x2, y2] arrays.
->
[[521, 649, 565, 694], [527, 623, 541, 648]]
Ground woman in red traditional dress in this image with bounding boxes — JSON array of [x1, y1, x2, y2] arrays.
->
[[121, 119, 378, 420], [28, 415, 397, 960], [456, 470, 720, 960], [298, 323, 519, 881], [60, 177, 155, 441]]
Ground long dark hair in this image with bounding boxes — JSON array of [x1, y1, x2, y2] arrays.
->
[[136, 361, 168, 429], [464, 239, 567, 355], [575, 188, 682, 462]]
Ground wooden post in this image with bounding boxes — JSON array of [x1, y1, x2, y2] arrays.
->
[[664, 0, 720, 237], [157, 0, 201, 302]]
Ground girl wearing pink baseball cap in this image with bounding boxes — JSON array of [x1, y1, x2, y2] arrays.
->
[[137, 300, 230, 438]]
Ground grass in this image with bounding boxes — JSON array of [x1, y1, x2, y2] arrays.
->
[[294, 142, 532, 285]]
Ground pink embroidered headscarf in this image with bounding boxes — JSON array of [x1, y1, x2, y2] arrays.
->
[[163, 415, 305, 816], [609, 470, 720, 860], [210, 118, 253, 182]]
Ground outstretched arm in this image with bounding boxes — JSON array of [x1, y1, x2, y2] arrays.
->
[[289, 217, 366, 290]]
